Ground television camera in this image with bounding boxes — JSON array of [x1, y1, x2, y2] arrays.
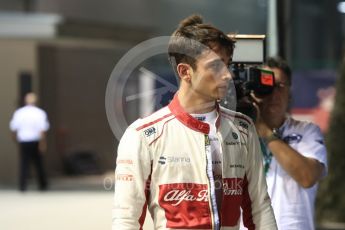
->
[[221, 34, 275, 120]]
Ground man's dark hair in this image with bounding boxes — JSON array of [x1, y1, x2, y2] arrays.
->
[[266, 56, 292, 85], [168, 14, 235, 74]]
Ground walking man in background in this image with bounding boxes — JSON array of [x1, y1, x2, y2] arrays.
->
[[251, 57, 328, 229], [10, 92, 50, 191]]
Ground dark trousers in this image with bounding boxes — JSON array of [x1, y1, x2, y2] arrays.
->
[[19, 141, 48, 191]]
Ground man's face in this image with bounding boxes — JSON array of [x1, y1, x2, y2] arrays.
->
[[190, 44, 232, 101], [260, 67, 290, 119]]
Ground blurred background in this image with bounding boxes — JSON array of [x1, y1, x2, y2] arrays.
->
[[0, 0, 344, 229]]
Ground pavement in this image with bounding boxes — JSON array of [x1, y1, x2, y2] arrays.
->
[[0, 172, 154, 230], [0, 190, 112, 230]]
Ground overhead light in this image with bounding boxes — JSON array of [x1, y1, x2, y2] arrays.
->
[[337, 1, 345, 13], [0, 11, 63, 38]]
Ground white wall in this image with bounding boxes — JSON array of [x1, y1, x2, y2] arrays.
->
[[0, 39, 38, 185], [36, 0, 157, 27]]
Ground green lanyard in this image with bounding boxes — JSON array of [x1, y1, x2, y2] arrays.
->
[[259, 138, 273, 176]]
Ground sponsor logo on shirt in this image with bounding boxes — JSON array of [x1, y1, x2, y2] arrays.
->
[[158, 183, 212, 229], [283, 133, 302, 144], [158, 155, 191, 165], [116, 159, 133, 165], [205, 135, 210, 145], [225, 141, 241, 145], [223, 178, 243, 196], [158, 156, 166, 165], [144, 127, 156, 137], [163, 189, 208, 206], [212, 160, 221, 165], [224, 131, 243, 145], [239, 121, 249, 130], [116, 174, 134, 181], [225, 139, 245, 145], [229, 164, 244, 169], [195, 116, 206, 121], [316, 139, 324, 145]]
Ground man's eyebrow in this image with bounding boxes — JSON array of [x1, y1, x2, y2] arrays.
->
[[206, 58, 227, 66]]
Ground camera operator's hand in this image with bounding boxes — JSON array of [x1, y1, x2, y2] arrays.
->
[[249, 92, 273, 139]]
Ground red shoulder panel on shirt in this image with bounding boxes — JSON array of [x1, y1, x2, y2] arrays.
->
[[136, 113, 173, 131]]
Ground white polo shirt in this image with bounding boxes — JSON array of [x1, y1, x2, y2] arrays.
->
[[265, 116, 328, 230], [10, 105, 50, 142]]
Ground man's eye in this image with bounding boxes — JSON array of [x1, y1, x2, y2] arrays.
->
[[210, 61, 224, 70]]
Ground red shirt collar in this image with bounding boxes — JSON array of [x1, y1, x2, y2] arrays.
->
[[168, 93, 221, 134]]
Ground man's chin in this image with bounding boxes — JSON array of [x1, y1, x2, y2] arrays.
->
[[215, 95, 226, 101], [215, 91, 228, 100]]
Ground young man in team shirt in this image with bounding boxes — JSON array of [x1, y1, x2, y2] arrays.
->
[[113, 15, 277, 230]]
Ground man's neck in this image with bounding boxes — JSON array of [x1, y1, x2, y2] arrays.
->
[[264, 115, 286, 129], [177, 90, 216, 114]]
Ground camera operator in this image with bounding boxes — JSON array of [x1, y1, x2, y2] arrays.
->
[[250, 56, 328, 230]]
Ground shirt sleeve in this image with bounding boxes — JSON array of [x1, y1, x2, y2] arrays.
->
[[241, 122, 277, 230], [112, 125, 152, 230], [294, 123, 328, 177]]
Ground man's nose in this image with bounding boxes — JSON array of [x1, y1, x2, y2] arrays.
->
[[270, 88, 283, 101], [222, 68, 232, 81]]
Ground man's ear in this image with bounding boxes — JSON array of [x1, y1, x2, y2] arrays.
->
[[177, 63, 193, 83]]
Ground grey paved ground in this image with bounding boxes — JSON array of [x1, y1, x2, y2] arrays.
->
[[0, 190, 154, 230], [0, 190, 111, 230], [0, 173, 154, 230]]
